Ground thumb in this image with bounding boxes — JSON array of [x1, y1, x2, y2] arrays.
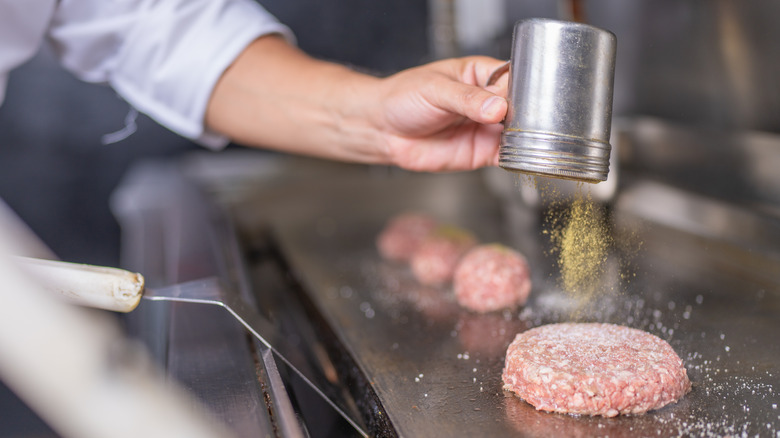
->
[[426, 79, 507, 125]]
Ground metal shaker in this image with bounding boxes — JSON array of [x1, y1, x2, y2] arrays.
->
[[498, 19, 617, 183]]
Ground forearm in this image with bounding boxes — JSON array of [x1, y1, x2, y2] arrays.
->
[[205, 35, 388, 163], [206, 34, 509, 171]]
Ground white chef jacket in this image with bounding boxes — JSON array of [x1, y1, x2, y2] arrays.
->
[[0, 0, 293, 149]]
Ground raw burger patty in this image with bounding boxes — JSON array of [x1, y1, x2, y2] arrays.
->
[[453, 244, 531, 313], [376, 213, 437, 262], [410, 225, 476, 286], [502, 323, 691, 417]]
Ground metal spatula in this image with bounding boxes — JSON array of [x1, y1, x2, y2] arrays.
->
[[15, 256, 367, 437]]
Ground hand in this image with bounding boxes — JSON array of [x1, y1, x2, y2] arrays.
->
[[205, 36, 508, 172], [371, 57, 508, 172]]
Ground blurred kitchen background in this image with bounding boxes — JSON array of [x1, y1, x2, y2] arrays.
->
[[1, 0, 779, 436]]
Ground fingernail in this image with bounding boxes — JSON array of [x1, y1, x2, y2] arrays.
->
[[481, 96, 505, 118]]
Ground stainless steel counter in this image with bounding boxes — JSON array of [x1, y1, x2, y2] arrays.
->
[[114, 121, 780, 436], [257, 167, 779, 437]]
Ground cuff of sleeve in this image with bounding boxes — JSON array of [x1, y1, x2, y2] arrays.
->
[[110, 0, 295, 150]]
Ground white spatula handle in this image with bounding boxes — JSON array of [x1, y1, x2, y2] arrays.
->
[[15, 257, 145, 312]]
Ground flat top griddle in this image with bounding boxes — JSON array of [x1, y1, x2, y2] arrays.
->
[[259, 167, 780, 438]]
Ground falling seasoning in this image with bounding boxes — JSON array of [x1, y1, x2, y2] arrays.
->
[[533, 177, 615, 313]]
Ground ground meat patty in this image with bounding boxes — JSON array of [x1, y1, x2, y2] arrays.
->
[[502, 323, 691, 417], [410, 225, 477, 286], [453, 244, 532, 313], [376, 213, 437, 262]]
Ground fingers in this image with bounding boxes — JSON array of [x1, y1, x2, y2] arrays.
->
[[448, 56, 510, 88], [425, 78, 508, 125], [387, 122, 502, 172], [480, 59, 511, 87], [417, 56, 510, 125], [481, 95, 506, 122], [485, 76, 509, 96]]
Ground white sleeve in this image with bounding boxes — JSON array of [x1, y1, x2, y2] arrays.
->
[[47, 0, 294, 149]]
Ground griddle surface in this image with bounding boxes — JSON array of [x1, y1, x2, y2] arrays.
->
[[266, 169, 780, 437], [261, 169, 780, 438]]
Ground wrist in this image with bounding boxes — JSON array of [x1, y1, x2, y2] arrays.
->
[[326, 67, 390, 164]]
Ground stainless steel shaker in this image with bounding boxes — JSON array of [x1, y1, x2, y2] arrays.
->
[[498, 19, 617, 183]]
